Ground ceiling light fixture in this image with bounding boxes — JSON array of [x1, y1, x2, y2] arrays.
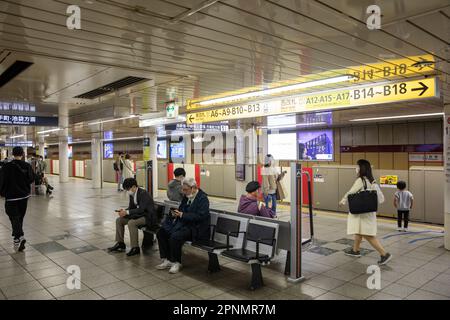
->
[[37, 128, 62, 134], [260, 122, 328, 129], [198, 75, 355, 106], [349, 112, 444, 122], [9, 134, 24, 139], [89, 115, 138, 126]]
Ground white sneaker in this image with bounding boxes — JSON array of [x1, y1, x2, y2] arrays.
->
[[169, 262, 182, 274], [13, 239, 20, 252], [403, 228, 409, 232], [156, 259, 173, 270], [397, 227, 403, 232]]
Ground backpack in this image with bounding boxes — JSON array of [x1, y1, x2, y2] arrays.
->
[[113, 162, 119, 171]]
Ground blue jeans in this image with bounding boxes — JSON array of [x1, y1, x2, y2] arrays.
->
[[264, 193, 277, 213]]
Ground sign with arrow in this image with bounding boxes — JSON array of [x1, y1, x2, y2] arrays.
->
[[186, 77, 439, 124], [350, 55, 435, 83]]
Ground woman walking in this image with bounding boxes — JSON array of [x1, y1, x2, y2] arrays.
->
[[122, 154, 135, 179], [339, 159, 392, 265]]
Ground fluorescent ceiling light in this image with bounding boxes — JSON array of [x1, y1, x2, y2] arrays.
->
[[139, 115, 186, 128], [38, 128, 62, 134], [199, 75, 354, 106], [261, 122, 327, 129], [89, 115, 138, 126], [349, 113, 444, 122], [103, 136, 144, 142], [9, 134, 24, 139]]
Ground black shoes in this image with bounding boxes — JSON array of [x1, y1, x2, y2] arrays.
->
[[108, 242, 126, 252], [18, 238, 26, 252], [48, 185, 54, 191], [344, 248, 361, 257], [108, 243, 140, 256], [126, 247, 140, 257], [378, 253, 393, 265]]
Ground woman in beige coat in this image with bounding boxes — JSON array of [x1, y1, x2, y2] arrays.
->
[[261, 154, 280, 213], [339, 159, 392, 265]]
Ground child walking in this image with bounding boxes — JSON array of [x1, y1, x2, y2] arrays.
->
[[394, 181, 414, 232]]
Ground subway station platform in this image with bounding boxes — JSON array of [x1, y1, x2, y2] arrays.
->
[[0, 176, 449, 300]]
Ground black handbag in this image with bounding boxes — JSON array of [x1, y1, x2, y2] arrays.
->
[[347, 178, 378, 214]]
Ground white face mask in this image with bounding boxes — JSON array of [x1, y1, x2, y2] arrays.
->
[[127, 190, 134, 197], [356, 167, 360, 175]]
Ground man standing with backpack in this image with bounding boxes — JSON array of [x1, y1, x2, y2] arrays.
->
[[0, 146, 35, 252]]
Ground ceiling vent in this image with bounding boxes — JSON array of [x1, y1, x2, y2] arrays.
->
[[74, 76, 149, 99], [0, 60, 33, 88]]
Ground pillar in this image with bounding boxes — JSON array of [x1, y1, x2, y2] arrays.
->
[[91, 132, 102, 189], [443, 108, 450, 250], [144, 128, 158, 199], [37, 135, 45, 158], [235, 124, 258, 199], [58, 104, 69, 183]]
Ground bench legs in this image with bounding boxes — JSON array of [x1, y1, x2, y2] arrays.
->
[[250, 263, 264, 290], [207, 252, 221, 273], [141, 232, 154, 253]]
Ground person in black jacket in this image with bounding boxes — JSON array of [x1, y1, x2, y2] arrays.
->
[[0, 146, 35, 252], [108, 178, 156, 256], [156, 177, 210, 274]]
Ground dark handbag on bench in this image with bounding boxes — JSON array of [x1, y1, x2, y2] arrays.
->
[[347, 178, 378, 214]]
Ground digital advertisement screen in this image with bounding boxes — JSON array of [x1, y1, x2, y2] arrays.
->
[[298, 129, 334, 161], [157, 140, 167, 159], [268, 133, 297, 160], [68, 146, 73, 159], [104, 143, 114, 159], [170, 142, 185, 159]]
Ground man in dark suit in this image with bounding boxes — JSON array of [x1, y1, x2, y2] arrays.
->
[[108, 178, 156, 256], [156, 177, 210, 274]]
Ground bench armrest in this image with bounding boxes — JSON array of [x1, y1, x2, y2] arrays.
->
[[255, 238, 276, 259]]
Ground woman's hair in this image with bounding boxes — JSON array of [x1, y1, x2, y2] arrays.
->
[[357, 159, 375, 183], [125, 154, 130, 159]]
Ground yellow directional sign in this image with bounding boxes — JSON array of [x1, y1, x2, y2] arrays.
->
[[186, 77, 438, 124], [350, 55, 435, 83], [187, 55, 435, 110]]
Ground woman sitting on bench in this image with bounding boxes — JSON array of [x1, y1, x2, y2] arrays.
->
[[238, 181, 276, 218]]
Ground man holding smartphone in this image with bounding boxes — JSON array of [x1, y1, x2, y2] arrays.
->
[[156, 177, 210, 274], [108, 178, 156, 256]]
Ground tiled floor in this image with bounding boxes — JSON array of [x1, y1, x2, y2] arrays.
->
[[0, 176, 449, 300]]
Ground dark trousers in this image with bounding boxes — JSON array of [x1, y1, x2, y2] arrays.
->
[[397, 210, 410, 228], [156, 228, 192, 263], [5, 198, 28, 240]]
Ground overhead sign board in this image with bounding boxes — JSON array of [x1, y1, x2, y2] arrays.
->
[[0, 115, 58, 126], [187, 55, 435, 110], [186, 77, 438, 124], [351, 55, 435, 83], [0, 101, 36, 112]]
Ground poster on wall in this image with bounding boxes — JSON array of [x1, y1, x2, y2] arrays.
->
[[68, 146, 73, 159], [157, 140, 167, 159], [298, 129, 334, 161], [104, 143, 114, 159], [380, 175, 398, 188]]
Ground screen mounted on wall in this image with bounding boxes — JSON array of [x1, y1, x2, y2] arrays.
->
[[268, 133, 297, 160], [170, 141, 185, 159], [298, 129, 334, 161], [104, 143, 114, 159], [157, 140, 167, 159]]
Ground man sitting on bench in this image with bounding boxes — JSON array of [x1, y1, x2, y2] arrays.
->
[[156, 177, 210, 274], [108, 178, 156, 257]]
